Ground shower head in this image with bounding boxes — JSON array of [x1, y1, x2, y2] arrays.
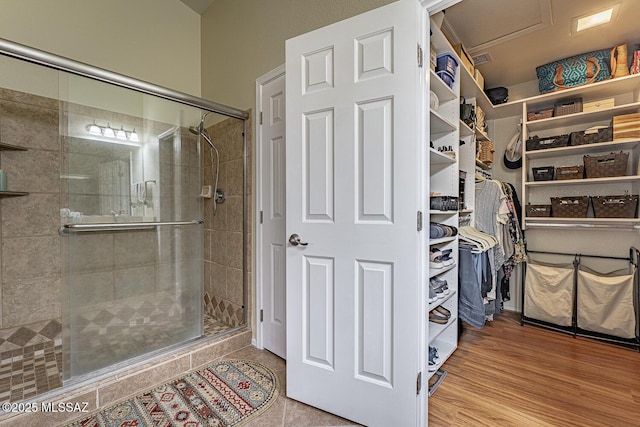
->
[[189, 124, 203, 136]]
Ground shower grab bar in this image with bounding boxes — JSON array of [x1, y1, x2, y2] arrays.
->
[[60, 220, 203, 234]]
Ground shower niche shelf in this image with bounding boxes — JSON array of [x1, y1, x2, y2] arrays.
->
[[0, 142, 28, 151], [0, 141, 29, 196]]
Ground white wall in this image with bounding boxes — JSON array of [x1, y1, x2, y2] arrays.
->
[[0, 0, 201, 96], [200, 0, 397, 111]]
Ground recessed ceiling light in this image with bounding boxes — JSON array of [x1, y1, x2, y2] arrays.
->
[[572, 3, 620, 34]]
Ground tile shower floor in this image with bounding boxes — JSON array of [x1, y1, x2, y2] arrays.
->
[[0, 314, 231, 403]]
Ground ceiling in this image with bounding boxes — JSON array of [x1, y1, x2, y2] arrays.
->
[[180, 0, 214, 15], [442, 0, 640, 89]]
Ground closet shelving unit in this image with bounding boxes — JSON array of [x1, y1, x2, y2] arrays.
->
[[427, 23, 462, 379], [520, 74, 640, 230]]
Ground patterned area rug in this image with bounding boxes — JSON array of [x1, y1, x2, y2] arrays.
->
[[66, 359, 279, 427]]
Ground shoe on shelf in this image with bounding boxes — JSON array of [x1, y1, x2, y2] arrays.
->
[[429, 346, 440, 363], [430, 277, 449, 295], [434, 305, 451, 319], [428, 283, 442, 303], [429, 309, 449, 325], [429, 250, 445, 269]]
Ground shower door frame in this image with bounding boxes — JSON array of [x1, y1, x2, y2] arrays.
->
[[0, 36, 250, 381]]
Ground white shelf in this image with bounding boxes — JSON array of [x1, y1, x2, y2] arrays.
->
[[459, 120, 473, 137], [428, 289, 457, 312], [427, 340, 456, 380], [429, 262, 456, 279], [430, 69, 457, 103], [524, 217, 640, 229], [429, 236, 457, 245], [526, 175, 640, 187], [430, 209, 458, 215], [495, 73, 640, 119], [475, 128, 491, 142], [430, 109, 457, 135], [429, 316, 458, 344], [475, 158, 492, 170], [525, 138, 640, 159], [429, 148, 456, 165], [526, 101, 640, 132]]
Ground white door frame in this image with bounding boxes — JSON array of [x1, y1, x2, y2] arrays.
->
[[254, 64, 286, 353]]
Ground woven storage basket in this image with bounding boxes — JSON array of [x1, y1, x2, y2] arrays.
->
[[551, 196, 590, 218], [554, 98, 582, 116], [532, 166, 554, 181], [570, 127, 613, 145], [526, 134, 570, 151], [527, 108, 553, 121], [555, 165, 584, 180], [478, 140, 494, 164], [583, 152, 629, 178], [592, 195, 639, 218], [526, 204, 552, 217]]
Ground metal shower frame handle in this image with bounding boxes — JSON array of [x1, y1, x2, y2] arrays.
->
[[60, 220, 204, 234]]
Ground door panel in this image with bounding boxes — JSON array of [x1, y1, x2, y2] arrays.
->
[[259, 69, 287, 359], [285, 1, 425, 425]]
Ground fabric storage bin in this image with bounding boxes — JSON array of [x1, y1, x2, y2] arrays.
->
[[554, 98, 583, 116], [583, 151, 629, 178], [551, 196, 590, 217], [527, 108, 554, 121], [592, 195, 639, 218], [526, 204, 552, 217], [532, 166, 554, 181], [430, 195, 459, 211], [436, 53, 458, 76], [555, 165, 584, 180], [526, 134, 570, 151], [524, 262, 574, 327], [577, 265, 637, 339], [570, 126, 613, 145]]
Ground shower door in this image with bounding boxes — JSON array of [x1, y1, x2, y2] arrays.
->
[[61, 75, 204, 380]]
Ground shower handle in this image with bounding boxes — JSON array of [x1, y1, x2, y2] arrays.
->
[[289, 233, 308, 246]]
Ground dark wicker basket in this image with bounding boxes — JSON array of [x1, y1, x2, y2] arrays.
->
[[571, 127, 613, 145], [551, 196, 590, 218], [526, 134, 570, 151], [532, 166, 554, 181], [592, 195, 639, 218], [555, 165, 584, 180], [526, 204, 552, 217], [583, 152, 629, 178]]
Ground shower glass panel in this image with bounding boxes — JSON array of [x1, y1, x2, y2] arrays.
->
[[61, 74, 203, 380]]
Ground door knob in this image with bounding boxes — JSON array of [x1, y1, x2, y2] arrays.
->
[[289, 233, 308, 246]]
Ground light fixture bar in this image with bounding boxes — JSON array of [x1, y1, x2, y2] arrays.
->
[[84, 121, 140, 144]]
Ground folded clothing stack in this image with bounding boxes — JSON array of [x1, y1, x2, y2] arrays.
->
[[430, 222, 458, 239]]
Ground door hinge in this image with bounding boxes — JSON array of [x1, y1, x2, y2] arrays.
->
[[260, 309, 264, 322], [417, 211, 423, 232], [417, 371, 422, 395], [260, 210, 264, 224], [417, 43, 423, 68], [259, 111, 263, 125]]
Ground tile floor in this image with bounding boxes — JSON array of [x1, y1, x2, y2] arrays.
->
[[222, 345, 361, 427], [0, 314, 232, 404]]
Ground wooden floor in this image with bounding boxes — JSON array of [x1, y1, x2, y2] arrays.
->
[[428, 311, 640, 426]]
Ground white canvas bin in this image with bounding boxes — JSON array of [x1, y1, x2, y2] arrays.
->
[[524, 262, 574, 327], [577, 266, 637, 339]]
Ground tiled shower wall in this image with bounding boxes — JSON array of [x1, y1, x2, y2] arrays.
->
[[203, 115, 252, 329], [0, 88, 62, 357]]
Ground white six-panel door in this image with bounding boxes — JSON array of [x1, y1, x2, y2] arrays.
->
[[257, 66, 287, 359], [285, 1, 426, 425]]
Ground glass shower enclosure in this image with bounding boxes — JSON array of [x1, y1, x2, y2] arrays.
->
[[60, 74, 205, 379]]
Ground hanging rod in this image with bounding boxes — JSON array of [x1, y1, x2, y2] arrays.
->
[[528, 249, 631, 262], [0, 37, 249, 121], [60, 220, 203, 234]]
